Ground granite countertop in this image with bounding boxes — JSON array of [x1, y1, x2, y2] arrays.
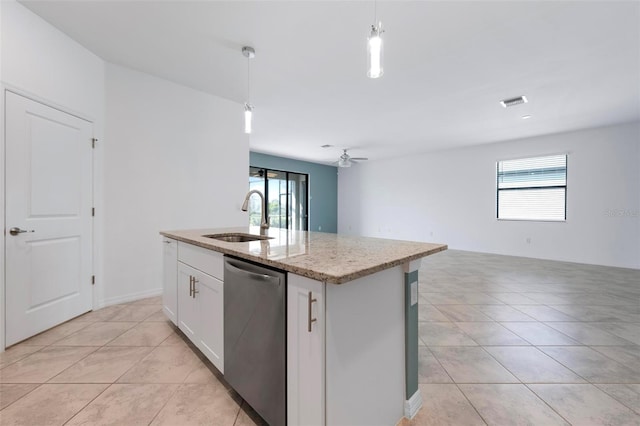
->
[[160, 227, 447, 284]]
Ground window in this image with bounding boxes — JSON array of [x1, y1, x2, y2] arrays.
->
[[497, 154, 567, 221], [249, 167, 309, 231]]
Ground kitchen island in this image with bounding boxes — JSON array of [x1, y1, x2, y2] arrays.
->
[[160, 227, 446, 426]]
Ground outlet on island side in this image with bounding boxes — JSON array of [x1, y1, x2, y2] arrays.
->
[[526, 237, 531, 244]]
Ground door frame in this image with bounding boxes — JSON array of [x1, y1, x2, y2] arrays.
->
[[0, 85, 102, 351]]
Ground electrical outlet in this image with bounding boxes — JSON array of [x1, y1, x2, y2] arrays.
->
[[526, 237, 531, 244], [410, 281, 418, 306]]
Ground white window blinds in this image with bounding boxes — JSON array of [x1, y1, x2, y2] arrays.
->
[[497, 154, 567, 221]]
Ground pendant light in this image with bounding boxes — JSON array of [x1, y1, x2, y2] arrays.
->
[[242, 46, 255, 134], [367, 1, 384, 79], [244, 103, 253, 134]]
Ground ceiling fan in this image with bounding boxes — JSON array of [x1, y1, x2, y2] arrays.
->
[[335, 149, 368, 168]]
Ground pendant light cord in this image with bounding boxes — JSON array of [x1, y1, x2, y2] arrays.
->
[[247, 56, 251, 104], [373, 0, 377, 24]]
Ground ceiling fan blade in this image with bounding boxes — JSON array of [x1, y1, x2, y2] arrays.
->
[[350, 157, 368, 161]]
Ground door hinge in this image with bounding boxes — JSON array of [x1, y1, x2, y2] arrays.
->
[[91, 138, 98, 148], [92, 207, 95, 217], [91, 275, 95, 285]]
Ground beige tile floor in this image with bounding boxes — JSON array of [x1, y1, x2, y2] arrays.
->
[[405, 250, 640, 426], [1, 250, 639, 425], [0, 296, 265, 426]]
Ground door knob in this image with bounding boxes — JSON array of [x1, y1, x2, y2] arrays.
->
[[9, 227, 34, 236]]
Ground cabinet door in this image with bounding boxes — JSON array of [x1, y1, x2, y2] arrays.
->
[[162, 238, 178, 325], [287, 274, 325, 426], [195, 270, 224, 373], [177, 262, 199, 345]]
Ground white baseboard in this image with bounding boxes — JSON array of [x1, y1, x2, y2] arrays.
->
[[404, 389, 423, 420], [98, 288, 162, 309]]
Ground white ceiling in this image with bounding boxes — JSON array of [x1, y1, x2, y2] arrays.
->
[[20, 1, 640, 165]]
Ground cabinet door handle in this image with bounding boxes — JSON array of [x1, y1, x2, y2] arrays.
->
[[189, 276, 194, 297], [192, 277, 199, 298], [308, 291, 317, 332]]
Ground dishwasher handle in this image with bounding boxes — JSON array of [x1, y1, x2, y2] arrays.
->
[[225, 260, 275, 281]]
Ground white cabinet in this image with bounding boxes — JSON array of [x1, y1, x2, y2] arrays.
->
[[287, 269, 405, 426], [194, 268, 224, 370], [162, 238, 178, 325], [164, 238, 410, 425], [176, 242, 224, 373], [177, 263, 199, 342], [287, 274, 325, 426]]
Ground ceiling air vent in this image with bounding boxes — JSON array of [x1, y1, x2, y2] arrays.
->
[[500, 96, 528, 108]]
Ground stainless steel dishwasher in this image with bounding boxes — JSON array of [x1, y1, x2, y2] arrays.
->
[[224, 256, 286, 426]]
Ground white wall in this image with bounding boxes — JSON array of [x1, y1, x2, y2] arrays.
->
[[339, 122, 640, 269], [0, 1, 105, 120], [1, 0, 248, 313], [103, 63, 248, 305], [0, 0, 105, 348]]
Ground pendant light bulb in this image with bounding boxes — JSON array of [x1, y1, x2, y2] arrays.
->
[[338, 158, 351, 168], [244, 103, 253, 134], [367, 23, 384, 79], [242, 46, 255, 134]]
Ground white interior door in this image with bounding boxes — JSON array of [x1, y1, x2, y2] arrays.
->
[[5, 91, 93, 347]]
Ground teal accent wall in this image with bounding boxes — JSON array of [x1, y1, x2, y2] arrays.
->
[[249, 152, 338, 233], [405, 269, 419, 398]]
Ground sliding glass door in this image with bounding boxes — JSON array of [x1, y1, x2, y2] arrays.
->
[[249, 167, 308, 231]]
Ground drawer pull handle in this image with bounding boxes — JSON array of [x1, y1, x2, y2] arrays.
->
[[192, 277, 199, 298], [308, 291, 317, 333], [189, 276, 194, 297]]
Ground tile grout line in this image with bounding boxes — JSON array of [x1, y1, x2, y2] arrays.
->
[[63, 306, 169, 425], [541, 321, 637, 346], [592, 383, 640, 415], [43, 314, 153, 384], [535, 344, 638, 387], [0, 382, 44, 412], [61, 383, 112, 426], [476, 345, 520, 384], [426, 315, 636, 425], [452, 382, 489, 426], [41, 345, 102, 384], [145, 381, 183, 425], [0, 346, 48, 372], [97, 317, 160, 386], [425, 346, 456, 384], [522, 382, 577, 425], [231, 401, 244, 426], [2, 305, 153, 422], [60, 310, 152, 425]]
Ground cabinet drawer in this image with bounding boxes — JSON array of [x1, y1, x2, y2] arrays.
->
[[178, 242, 223, 279]]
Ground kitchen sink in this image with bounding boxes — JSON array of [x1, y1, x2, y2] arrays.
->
[[202, 233, 273, 243]]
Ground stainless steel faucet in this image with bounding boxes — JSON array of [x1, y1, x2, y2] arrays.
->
[[241, 190, 269, 233]]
